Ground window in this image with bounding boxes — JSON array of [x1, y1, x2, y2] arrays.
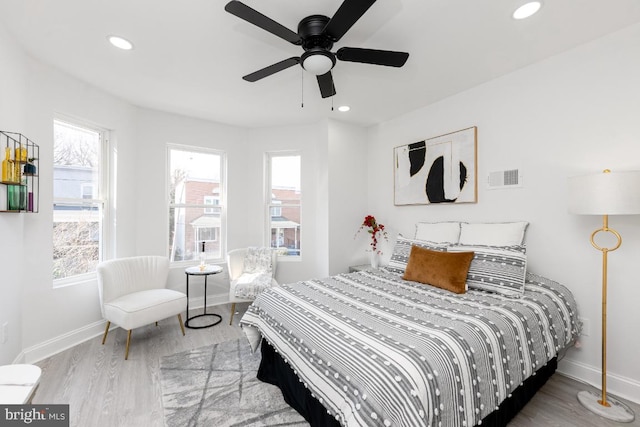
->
[[266, 153, 301, 258], [52, 119, 108, 283], [168, 146, 225, 263], [203, 194, 219, 214], [270, 198, 282, 217]]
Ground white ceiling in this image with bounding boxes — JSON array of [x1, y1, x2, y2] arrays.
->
[[2, 1, 640, 128]]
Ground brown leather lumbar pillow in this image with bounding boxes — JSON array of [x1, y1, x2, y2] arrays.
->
[[402, 245, 474, 294]]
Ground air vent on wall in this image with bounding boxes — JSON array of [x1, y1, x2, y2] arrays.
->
[[487, 169, 522, 189]]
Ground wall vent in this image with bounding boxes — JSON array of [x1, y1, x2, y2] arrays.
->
[[487, 169, 522, 189]]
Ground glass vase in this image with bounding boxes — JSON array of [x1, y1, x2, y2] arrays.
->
[[370, 251, 379, 269]]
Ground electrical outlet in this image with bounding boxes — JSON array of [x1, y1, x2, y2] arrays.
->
[[1, 322, 8, 344], [579, 317, 590, 337]]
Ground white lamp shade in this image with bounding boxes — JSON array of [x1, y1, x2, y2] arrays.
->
[[302, 54, 333, 75], [568, 170, 640, 215]]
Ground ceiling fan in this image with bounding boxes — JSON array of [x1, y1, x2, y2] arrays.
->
[[224, 0, 409, 99]]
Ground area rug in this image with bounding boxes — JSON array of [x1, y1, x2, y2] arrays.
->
[[160, 338, 308, 427]]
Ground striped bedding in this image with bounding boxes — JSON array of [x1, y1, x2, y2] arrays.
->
[[240, 269, 579, 427]]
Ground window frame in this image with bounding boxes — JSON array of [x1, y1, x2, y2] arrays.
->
[[264, 151, 301, 261], [52, 116, 110, 287], [167, 143, 227, 266]]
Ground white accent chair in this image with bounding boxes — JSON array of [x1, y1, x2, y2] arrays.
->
[[97, 256, 187, 360], [227, 248, 278, 325]]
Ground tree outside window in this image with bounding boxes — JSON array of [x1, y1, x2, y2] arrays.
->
[[52, 119, 106, 282]]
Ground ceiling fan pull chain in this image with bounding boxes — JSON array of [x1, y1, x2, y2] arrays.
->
[[301, 68, 304, 108], [331, 95, 334, 111]]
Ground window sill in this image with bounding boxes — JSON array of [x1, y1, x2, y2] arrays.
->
[[53, 273, 97, 289]]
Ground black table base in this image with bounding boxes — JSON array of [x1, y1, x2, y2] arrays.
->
[[185, 312, 222, 329], [185, 267, 223, 329]]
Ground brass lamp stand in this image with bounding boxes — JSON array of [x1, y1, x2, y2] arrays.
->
[[569, 169, 638, 423]]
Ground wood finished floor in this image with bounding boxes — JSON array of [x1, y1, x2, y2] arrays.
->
[[33, 303, 640, 427]]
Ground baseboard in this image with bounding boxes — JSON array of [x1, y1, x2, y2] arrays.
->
[[20, 320, 108, 364], [14, 292, 231, 365], [558, 357, 640, 405]]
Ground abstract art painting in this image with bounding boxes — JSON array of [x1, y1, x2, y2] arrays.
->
[[394, 127, 477, 205]]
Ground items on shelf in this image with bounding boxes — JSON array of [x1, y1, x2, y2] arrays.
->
[[0, 131, 39, 213], [2, 147, 14, 182]]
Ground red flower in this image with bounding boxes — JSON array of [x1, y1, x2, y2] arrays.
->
[[355, 215, 389, 255]]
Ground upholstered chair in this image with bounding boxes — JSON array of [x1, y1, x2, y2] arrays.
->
[[227, 248, 278, 325], [97, 256, 187, 359]]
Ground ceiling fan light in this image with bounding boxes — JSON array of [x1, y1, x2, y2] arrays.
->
[[302, 52, 335, 75], [512, 2, 542, 20]]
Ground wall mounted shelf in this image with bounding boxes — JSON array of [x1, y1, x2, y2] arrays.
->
[[1, 131, 39, 213]]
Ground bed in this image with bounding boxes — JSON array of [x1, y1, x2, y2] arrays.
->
[[240, 233, 580, 427]]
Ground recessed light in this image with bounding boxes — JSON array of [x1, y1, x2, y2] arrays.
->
[[107, 35, 134, 50], [512, 2, 542, 20], [338, 105, 350, 112]]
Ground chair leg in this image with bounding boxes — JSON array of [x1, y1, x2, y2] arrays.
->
[[229, 303, 236, 325], [124, 330, 132, 360], [177, 314, 186, 336], [101, 321, 111, 345]]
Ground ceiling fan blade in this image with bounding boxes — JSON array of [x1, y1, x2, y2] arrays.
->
[[243, 57, 301, 82], [323, 0, 376, 42], [225, 1, 302, 45], [337, 47, 409, 67], [316, 72, 336, 98]]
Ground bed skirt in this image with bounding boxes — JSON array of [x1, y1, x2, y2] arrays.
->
[[257, 340, 557, 427]]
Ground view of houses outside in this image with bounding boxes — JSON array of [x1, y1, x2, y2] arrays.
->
[[172, 179, 222, 261], [168, 147, 223, 262], [172, 180, 301, 260], [270, 187, 300, 255], [268, 154, 301, 257]]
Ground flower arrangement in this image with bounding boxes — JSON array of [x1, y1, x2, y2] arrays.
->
[[355, 215, 388, 254]]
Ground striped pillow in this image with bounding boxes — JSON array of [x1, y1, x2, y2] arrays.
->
[[384, 235, 448, 275], [448, 244, 527, 298]]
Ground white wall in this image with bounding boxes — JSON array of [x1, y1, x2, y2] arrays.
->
[[328, 120, 369, 275], [20, 58, 139, 354], [0, 24, 28, 365], [365, 23, 640, 402]]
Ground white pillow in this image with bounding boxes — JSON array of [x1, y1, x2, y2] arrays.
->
[[459, 222, 528, 246], [414, 222, 461, 244]]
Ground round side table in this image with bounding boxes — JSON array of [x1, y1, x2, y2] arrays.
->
[[184, 265, 223, 329]]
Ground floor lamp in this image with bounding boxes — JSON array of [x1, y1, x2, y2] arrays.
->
[[568, 169, 640, 423]]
